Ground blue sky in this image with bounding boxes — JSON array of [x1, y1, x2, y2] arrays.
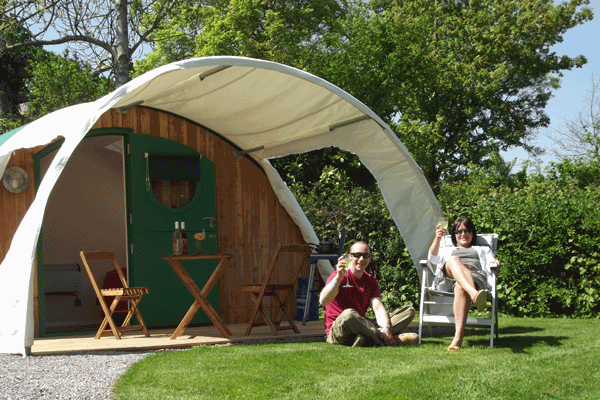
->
[[502, 0, 600, 170]]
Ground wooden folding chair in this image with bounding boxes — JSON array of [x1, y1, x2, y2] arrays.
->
[[79, 251, 151, 339], [241, 244, 311, 335]]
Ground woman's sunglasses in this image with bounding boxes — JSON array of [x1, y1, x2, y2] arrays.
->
[[455, 229, 472, 236]]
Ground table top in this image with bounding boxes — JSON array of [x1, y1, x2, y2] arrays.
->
[[160, 254, 231, 260]]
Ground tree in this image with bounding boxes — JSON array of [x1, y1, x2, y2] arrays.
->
[[1, 0, 178, 87], [0, 19, 35, 128], [25, 49, 114, 118], [308, 0, 593, 188], [547, 74, 600, 162], [134, 0, 347, 75], [0, 13, 114, 131], [0, 47, 115, 133]]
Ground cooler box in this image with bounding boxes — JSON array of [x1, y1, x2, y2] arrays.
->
[[296, 277, 319, 321]]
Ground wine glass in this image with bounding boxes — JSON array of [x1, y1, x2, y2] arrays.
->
[[437, 218, 448, 246], [342, 254, 354, 288], [437, 218, 448, 231]]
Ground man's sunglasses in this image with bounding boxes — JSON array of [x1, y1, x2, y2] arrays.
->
[[455, 229, 472, 236], [350, 252, 372, 259]]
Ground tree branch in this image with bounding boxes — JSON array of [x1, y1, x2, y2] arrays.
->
[[131, 0, 178, 55], [5, 35, 114, 56], [89, 62, 113, 77]]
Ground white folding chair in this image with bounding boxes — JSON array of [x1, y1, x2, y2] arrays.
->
[[417, 233, 499, 348]]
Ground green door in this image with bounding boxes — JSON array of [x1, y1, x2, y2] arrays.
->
[[126, 133, 219, 328]]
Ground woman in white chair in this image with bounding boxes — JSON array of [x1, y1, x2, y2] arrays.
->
[[428, 217, 501, 351]]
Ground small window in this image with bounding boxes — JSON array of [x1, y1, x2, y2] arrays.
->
[[146, 154, 201, 209]]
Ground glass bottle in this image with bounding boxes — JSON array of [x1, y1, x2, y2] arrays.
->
[[173, 221, 182, 255], [181, 221, 188, 255]]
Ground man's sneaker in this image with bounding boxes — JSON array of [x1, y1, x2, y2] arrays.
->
[[397, 332, 419, 346], [352, 334, 366, 347]]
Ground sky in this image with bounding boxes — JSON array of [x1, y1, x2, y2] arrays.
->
[[501, 0, 600, 170]]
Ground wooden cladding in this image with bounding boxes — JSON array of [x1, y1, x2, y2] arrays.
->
[[0, 146, 40, 259], [91, 108, 307, 324]]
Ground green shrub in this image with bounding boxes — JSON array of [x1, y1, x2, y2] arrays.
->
[[439, 161, 600, 318]]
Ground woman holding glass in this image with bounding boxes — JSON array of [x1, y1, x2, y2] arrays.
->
[[428, 217, 501, 351]]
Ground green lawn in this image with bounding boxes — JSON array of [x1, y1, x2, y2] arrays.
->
[[113, 317, 600, 399]]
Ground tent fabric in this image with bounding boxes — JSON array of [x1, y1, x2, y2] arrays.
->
[[0, 56, 442, 356]]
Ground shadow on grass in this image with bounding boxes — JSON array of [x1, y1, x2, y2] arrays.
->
[[498, 325, 543, 335], [495, 334, 569, 353], [467, 324, 568, 353], [420, 324, 569, 353]]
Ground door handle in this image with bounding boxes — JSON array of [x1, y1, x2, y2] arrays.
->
[[204, 217, 216, 227]]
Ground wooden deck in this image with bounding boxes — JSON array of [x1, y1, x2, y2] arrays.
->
[[30, 320, 327, 355]]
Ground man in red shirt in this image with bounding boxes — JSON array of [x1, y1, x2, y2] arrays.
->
[[320, 240, 418, 347]]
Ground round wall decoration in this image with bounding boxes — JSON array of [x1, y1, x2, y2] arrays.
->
[[2, 166, 29, 193]]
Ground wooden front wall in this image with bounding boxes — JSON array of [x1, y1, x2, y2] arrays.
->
[[1, 146, 40, 258], [0, 107, 309, 331]]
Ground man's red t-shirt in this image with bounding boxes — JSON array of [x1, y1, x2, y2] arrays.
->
[[323, 269, 381, 334]]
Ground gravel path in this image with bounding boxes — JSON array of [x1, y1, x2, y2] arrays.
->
[[0, 326, 449, 400], [0, 351, 154, 400]]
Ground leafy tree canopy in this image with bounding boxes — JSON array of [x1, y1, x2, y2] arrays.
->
[[134, 0, 347, 75], [0, 18, 36, 127], [308, 0, 593, 187], [25, 49, 114, 118], [1, 47, 114, 132]]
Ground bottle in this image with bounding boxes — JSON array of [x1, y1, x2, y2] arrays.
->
[[173, 221, 182, 255], [181, 221, 188, 255]]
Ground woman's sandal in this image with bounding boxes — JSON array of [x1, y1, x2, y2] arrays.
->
[[473, 289, 487, 311], [447, 345, 461, 352]]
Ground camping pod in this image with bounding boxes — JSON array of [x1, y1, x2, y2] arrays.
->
[[0, 57, 441, 355]]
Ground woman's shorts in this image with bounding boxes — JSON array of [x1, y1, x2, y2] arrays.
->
[[440, 263, 487, 291]]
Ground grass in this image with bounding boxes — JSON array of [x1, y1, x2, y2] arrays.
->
[[112, 317, 600, 399]]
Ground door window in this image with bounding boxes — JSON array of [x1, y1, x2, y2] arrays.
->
[[146, 153, 201, 209]]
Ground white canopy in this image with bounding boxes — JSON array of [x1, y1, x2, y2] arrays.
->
[[0, 56, 442, 355]]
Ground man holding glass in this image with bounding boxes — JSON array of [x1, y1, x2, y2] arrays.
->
[[319, 240, 418, 347]]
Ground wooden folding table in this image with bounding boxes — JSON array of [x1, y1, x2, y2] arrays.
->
[[160, 254, 232, 339]]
